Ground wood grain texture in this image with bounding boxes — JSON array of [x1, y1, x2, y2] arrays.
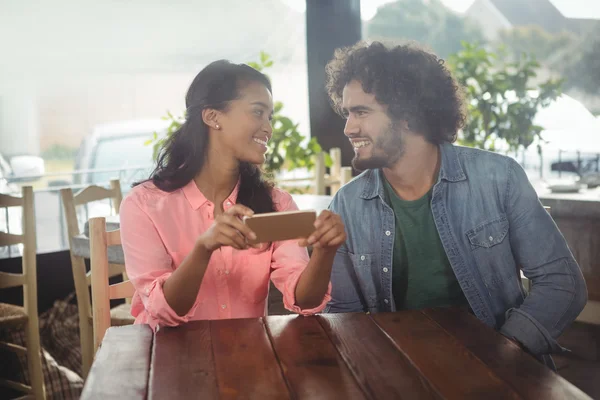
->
[[423, 307, 591, 400], [0, 231, 24, 246], [81, 325, 153, 400], [74, 185, 116, 205], [0, 192, 23, 207], [210, 317, 291, 400], [372, 311, 520, 399], [149, 321, 218, 400], [318, 313, 440, 400], [265, 314, 367, 400]]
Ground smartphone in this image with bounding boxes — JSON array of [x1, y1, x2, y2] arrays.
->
[[243, 210, 317, 245]]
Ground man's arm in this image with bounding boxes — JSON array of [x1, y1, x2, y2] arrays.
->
[[326, 248, 367, 313], [323, 196, 367, 313], [500, 159, 587, 355]]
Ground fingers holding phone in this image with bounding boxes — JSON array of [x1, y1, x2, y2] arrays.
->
[[197, 204, 258, 252], [298, 210, 346, 250]]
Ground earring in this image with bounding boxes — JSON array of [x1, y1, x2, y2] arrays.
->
[[215, 124, 220, 129]]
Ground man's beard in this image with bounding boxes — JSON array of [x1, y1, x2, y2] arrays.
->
[[352, 122, 405, 171]]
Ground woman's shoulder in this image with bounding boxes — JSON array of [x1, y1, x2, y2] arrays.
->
[[271, 187, 298, 212], [122, 180, 174, 210]]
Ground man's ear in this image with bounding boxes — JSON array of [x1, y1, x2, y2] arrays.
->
[[398, 119, 410, 132], [202, 108, 221, 130]]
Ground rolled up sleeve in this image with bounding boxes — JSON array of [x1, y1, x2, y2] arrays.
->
[[501, 159, 587, 355], [120, 194, 198, 327], [269, 193, 332, 315]]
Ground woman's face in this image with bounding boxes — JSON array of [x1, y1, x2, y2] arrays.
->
[[216, 81, 274, 165]]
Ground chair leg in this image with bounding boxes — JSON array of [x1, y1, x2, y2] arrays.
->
[[24, 321, 45, 400], [595, 325, 600, 362], [80, 317, 94, 379]]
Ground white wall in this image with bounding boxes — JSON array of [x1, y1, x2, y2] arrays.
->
[[0, 0, 308, 156], [0, 81, 40, 157]]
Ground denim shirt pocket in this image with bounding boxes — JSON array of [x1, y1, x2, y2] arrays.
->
[[348, 252, 378, 309], [466, 216, 512, 287]]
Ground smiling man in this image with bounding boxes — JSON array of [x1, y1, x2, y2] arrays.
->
[[323, 41, 587, 368]]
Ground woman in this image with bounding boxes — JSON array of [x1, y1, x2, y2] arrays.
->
[[119, 60, 346, 329]]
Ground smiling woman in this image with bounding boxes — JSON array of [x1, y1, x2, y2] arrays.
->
[[118, 60, 346, 329], [136, 60, 276, 214]]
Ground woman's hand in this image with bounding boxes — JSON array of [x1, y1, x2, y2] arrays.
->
[[298, 210, 346, 251], [197, 205, 258, 252]]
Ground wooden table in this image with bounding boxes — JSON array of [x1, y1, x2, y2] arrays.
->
[[81, 308, 589, 399]]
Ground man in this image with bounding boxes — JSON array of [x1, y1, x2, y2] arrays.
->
[[323, 41, 587, 366]]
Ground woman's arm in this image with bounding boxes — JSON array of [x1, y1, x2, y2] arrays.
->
[[161, 242, 212, 316], [269, 191, 345, 314], [121, 196, 257, 323], [295, 211, 346, 309]]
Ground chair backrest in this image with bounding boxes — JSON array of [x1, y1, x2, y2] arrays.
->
[[0, 186, 38, 318], [60, 180, 125, 376], [61, 179, 123, 240], [89, 216, 135, 353], [60, 180, 125, 315]]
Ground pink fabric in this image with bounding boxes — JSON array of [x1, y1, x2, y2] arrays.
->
[[119, 180, 331, 329]]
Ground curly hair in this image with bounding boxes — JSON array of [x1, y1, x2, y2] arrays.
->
[[325, 41, 466, 144]]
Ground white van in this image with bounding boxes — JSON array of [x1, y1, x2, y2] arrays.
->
[[73, 119, 170, 190]]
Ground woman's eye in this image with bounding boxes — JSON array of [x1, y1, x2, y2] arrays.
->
[[254, 109, 264, 117]]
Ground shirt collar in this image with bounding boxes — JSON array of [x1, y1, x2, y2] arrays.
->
[[359, 143, 466, 200], [182, 179, 240, 210]]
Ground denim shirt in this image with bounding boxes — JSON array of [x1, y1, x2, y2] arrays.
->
[[325, 143, 587, 357]]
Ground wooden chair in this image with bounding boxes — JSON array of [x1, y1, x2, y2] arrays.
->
[[60, 180, 133, 378], [89, 217, 135, 354], [0, 186, 45, 399]]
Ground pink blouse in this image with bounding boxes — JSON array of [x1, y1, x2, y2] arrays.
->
[[119, 180, 331, 329]]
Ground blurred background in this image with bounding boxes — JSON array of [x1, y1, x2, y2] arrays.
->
[[1, 0, 599, 254]]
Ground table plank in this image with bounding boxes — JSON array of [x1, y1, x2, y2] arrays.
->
[[148, 321, 218, 399], [317, 313, 440, 399], [265, 315, 367, 400], [423, 307, 591, 400], [81, 325, 152, 400], [210, 317, 291, 399], [372, 311, 520, 399]]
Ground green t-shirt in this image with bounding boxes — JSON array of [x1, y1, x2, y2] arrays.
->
[[383, 176, 468, 310]]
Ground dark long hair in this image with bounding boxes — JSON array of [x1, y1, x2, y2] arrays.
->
[[136, 60, 275, 214]]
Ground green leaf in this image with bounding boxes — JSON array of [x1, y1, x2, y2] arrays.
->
[[451, 41, 561, 153], [274, 101, 284, 113], [247, 62, 262, 71], [260, 51, 269, 64]]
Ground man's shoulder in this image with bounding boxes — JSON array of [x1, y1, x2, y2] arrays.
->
[[329, 169, 374, 211], [452, 145, 521, 177], [454, 145, 515, 164]]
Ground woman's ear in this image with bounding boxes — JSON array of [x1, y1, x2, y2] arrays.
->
[[202, 108, 221, 130]]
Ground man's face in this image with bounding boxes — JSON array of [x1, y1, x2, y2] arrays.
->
[[341, 80, 404, 171]]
